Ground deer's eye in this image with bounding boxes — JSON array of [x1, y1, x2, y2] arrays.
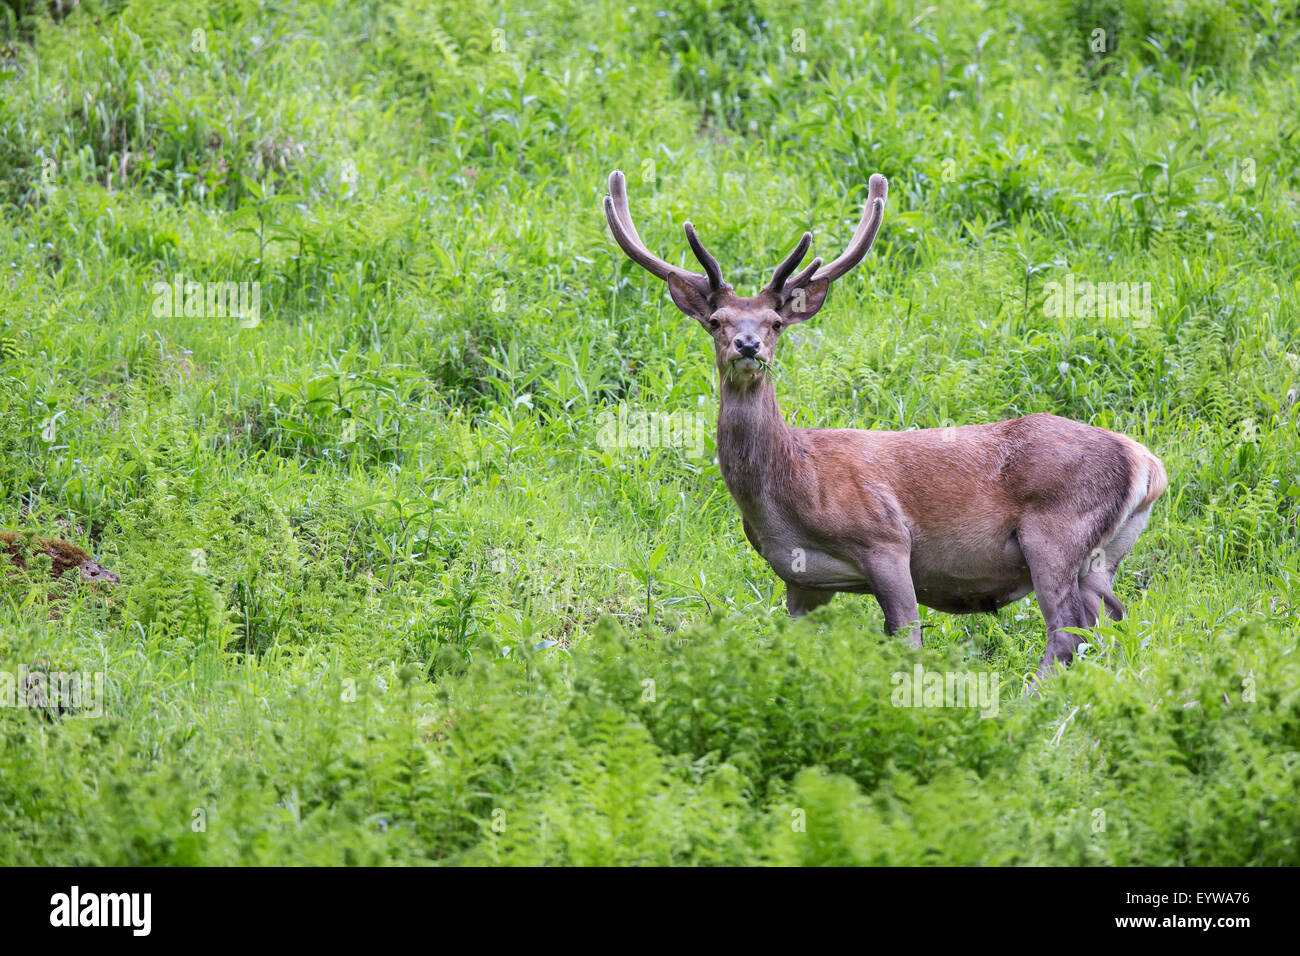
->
[[708, 318, 720, 330], [772, 321, 783, 331]]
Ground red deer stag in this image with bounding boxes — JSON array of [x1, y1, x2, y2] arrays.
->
[[602, 169, 1166, 682]]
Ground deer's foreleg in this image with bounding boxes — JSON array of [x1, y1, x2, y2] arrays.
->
[[786, 582, 835, 618], [851, 546, 921, 647]]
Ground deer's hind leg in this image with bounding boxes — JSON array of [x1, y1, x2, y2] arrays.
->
[[1078, 502, 1152, 624], [1079, 569, 1124, 623], [1078, 549, 1123, 625], [1017, 518, 1098, 681]]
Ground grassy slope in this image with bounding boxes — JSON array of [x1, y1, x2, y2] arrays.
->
[[0, 0, 1297, 864]]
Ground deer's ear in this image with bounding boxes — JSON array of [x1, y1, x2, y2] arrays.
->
[[778, 278, 830, 324], [667, 274, 713, 323]]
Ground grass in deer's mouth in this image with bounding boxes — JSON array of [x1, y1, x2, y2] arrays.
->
[[726, 357, 773, 383], [0, 0, 1297, 866]]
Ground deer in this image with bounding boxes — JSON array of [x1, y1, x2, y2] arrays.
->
[[602, 169, 1167, 683]]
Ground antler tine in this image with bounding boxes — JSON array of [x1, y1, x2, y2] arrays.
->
[[605, 170, 710, 287], [684, 222, 725, 291], [787, 256, 822, 291], [766, 231, 812, 295], [813, 173, 889, 284]]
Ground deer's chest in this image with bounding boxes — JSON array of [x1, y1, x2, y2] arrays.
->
[[742, 514, 869, 591]]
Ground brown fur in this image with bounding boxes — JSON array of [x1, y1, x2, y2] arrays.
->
[[604, 169, 1166, 683]]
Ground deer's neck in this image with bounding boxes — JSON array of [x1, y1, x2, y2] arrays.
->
[[716, 376, 795, 512]]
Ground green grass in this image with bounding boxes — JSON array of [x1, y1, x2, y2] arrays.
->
[[0, 0, 1297, 865]]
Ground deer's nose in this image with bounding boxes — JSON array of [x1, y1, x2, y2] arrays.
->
[[734, 334, 760, 358]]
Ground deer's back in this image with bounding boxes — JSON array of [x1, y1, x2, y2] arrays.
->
[[793, 412, 1160, 538]]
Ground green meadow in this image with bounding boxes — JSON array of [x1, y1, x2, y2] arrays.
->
[[1, 0, 1298, 864]]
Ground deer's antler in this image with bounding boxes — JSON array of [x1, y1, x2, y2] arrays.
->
[[604, 171, 727, 296], [766, 173, 888, 298], [813, 173, 888, 284], [765, 231, 812, 295]]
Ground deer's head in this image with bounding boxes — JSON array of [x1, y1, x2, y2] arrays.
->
[[603, 170, 888, 387]]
